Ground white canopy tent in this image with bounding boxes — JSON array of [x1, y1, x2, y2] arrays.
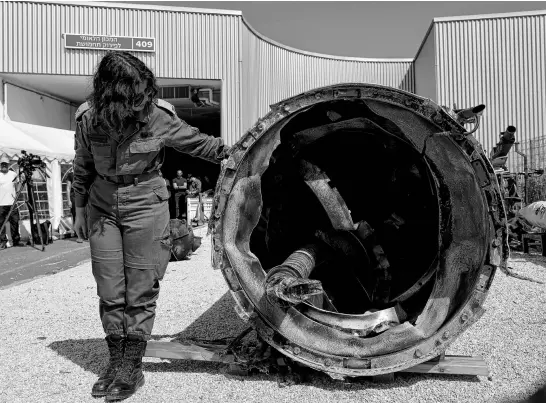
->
[[0, 119, 75, 231], [8, 121, 75, 162]]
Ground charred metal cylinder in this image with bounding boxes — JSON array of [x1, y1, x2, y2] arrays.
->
[[210, 84, 508, 376], [267, 244, 323, 280], [265, 244, 326, 307]]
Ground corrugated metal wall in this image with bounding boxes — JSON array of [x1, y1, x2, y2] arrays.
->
[[0, 1, 415, 145], [0, 1, 242, 143], [435, 13, 546, 171], [240, 23, 415, 134]]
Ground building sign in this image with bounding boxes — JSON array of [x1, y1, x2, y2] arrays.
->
[[64, 34, 155, 52]]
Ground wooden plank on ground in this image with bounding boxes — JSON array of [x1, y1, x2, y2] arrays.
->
[[145, 341, 235, 363], [400, 355, 489, 376], [145, 343, 488, 379]]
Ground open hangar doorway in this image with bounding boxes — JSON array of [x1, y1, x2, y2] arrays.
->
[[156, 78, 223, 196]]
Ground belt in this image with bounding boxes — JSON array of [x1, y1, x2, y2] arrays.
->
[[100, 171, 159, 186]]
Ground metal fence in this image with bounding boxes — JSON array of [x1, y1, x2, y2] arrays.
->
[[512, 135, 546, 172], [503, 135, 546, 204]]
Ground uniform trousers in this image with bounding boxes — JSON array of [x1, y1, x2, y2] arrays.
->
[[88, 175, 171, 340]]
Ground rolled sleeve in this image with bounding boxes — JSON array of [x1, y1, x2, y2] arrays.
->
[[73, 121, 97, 207], [163, 114, 229, 164]]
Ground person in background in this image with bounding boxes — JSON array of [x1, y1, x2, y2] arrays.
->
[[72, 51, 229, 401], [190, 89, 205, 107], [172, 170, 187, 219], [188, 174, 204, 225], [188, 174, 202, 198], [0, 155, 22, 249], [65, 170, 84, 243]]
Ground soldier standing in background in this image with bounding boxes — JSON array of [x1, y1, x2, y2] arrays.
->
[[172, 169, 188, 219], [72, 51, 229, 401]]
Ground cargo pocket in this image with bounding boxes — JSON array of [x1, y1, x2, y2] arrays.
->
[[153, 186, 170, 204], [156, 234, 172, 280], [153, 210, 171, 280], [129, 139, 162, 173]]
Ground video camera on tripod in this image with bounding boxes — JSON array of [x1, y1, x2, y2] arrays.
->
[[17, 150, 48, 179], [0, 150, 51, 251]]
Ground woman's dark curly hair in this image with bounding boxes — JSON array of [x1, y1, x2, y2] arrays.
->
[[87, 51, 159, 131]]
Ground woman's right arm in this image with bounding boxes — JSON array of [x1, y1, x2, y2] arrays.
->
[[73, 120, 97, 208], [73, 119, 97, 239]]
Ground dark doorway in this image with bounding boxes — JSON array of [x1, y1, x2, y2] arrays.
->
[[162, 111, 222, 194], [157, 82, 222, 221]]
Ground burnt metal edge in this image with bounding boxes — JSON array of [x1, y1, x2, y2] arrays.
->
[[210, 83, 507, 376], [247, 283, 488, 377]]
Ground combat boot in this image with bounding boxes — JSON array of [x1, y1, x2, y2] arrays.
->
[[91, 335, 125, 397], [106, 335, 147, 401]]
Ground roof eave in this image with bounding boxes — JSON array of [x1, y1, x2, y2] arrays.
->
[[39, 0, 243, 16], [433, 9, 546, 23]]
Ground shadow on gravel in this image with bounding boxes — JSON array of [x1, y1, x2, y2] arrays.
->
[[48, 338, 107, 376], [166, 291, 249, 342], [47, 291, 484, 390]]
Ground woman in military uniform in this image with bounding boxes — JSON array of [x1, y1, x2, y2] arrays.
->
[[72, 51, 229, 401]]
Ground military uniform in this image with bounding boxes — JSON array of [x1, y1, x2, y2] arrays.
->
[[72, 99, 228, 341]]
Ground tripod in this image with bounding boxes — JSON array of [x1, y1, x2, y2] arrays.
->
[[0, 170, 47, 251]]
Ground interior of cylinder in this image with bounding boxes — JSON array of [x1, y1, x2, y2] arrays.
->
[[249, 99, 441, 327]]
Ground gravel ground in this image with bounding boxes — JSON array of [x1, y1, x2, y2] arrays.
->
[[0, 228, 545, 403]]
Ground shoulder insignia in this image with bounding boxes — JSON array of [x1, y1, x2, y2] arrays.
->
[[155, 99, 176, 116], [75, 102, 91, 121]]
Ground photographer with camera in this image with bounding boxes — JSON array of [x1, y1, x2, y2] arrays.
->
[[0, 155, 22, 249], [72, 51, 229, 401]]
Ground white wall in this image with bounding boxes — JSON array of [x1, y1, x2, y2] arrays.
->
[[414, 27, 437, 102], [5, 83, 76, 130]]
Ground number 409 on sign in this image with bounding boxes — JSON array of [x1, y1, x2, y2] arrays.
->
[[135, 41, 153, 48]]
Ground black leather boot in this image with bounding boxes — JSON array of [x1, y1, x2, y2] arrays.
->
[[106, 335, 147, 401], [91, 335, 125, 398]]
